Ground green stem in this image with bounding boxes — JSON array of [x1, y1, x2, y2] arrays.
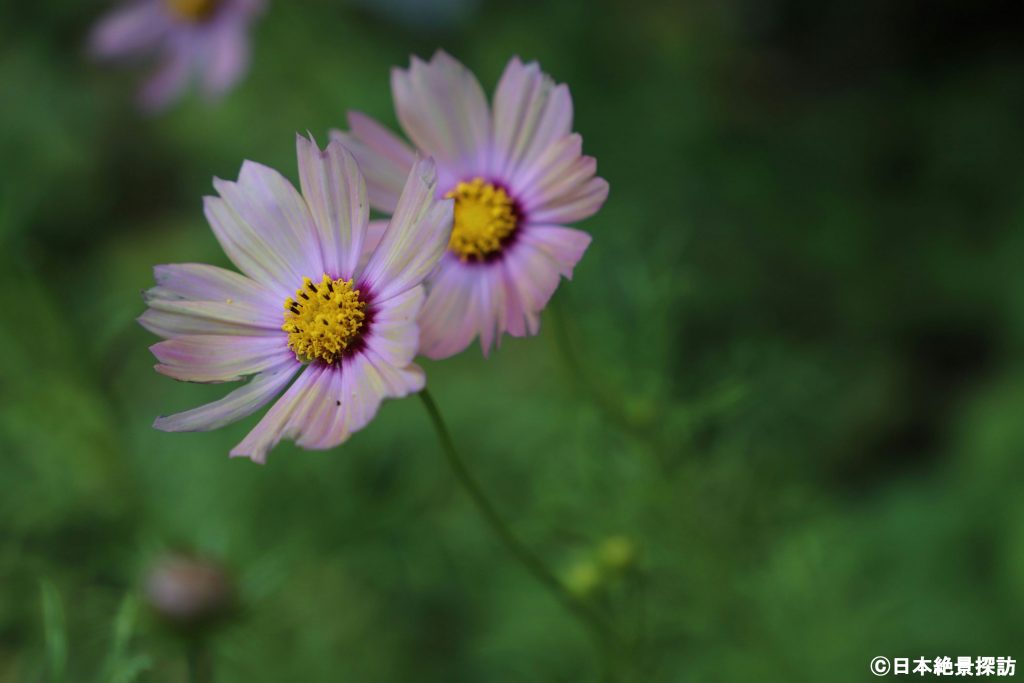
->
[[547, 296, 648, 436], [186, 642, 208, 683], [418, 390, 618, 659], [548, 297, 668, 473]]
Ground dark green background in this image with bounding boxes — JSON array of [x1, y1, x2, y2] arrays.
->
[[2, 0, 1024, 681]]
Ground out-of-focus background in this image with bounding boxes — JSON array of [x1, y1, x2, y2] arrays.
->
[[2, 0, 1024, 681]]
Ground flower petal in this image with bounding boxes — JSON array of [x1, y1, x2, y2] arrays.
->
[[418, 257, 479, 359], [150, 263, 276, 308], [500, 234, 578, 338], [295, 351, 423, 450], [295, 135, 368, 279], [230, 364, 324, 463], [358, 158, 453, 302], [211, 160, 323, 289], [290, 365, 345, 448], [526, 175, 609, 225], [518, 225, 592, 279], [152, 334, 289, 383], [421, 229, 585, 357], [90, 1, 167, 59], [392, 51, 491, 176], [201, 24, 250, 98], [358, 219, 389, 271], [365, 285, 424, 368], [331, 112, 416, 213], [140, 297, 281, 338], [491, 57, 574, 183], [140, 44, 194, 111], [154, 356, 300, 432], [361, 348, 425, 398], [203, 196, 287, 297]]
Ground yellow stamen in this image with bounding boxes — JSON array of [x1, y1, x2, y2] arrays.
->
[[282, 275, 366, 364], [166, 0, 220, 22], [445, 178, 518, 261]]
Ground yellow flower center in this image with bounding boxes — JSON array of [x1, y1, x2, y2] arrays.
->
[[166, 0, 220, 22], [282, 275, 367, 364], [445, 178, 518, 261]]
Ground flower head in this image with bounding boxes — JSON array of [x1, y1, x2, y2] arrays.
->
[[141, 136, 452, 462], [90, 0, 263, 110], [333, 51, 608, 359]]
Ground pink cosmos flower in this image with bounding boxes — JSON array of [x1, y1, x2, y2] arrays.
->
[[332, 51, 608, 359], [90, 0, 263, 110], [141, 136, 453, 462]]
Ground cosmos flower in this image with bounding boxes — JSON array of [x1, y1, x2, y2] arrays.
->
[[332, 51, 608, 359], [90, 0, 263, 110], [141, 136, 453, 462]]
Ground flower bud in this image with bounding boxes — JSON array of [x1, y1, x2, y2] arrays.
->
[[597, 535, 637, 573], [143, 553, 234, 632], [564, 560, 602, 598]]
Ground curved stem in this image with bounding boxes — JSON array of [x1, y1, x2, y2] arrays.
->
[[548, 296, 668, 472], [547, 296, 649, 435], [418, 389, 618, 657]]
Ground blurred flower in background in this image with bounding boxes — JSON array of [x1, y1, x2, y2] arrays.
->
[[333, 51, 608, 359], [89, 0, 264, 111], [143, 553, 234, 630], [141, 137, 452, 462]]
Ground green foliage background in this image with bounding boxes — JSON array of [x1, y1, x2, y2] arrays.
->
[[2, 0, 1024, 681]]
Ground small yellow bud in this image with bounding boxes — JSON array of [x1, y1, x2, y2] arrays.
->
[[564, 560, 602, 598], [597, 535, 636, 572]]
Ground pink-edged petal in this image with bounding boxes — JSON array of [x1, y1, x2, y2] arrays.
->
[[358, 158, 453, 302], [509, 133, 592, 208], [361, 348, 425, 397], [296, 135, 368, 279], [150, 263, 276, 308], [500, 233, 579, 338], [294, 359, 369, 449], [201, 24, 250, 98], [204, 196, 291, 296], [140, 297, 281, 338], [230, 364, 324, 463], [152, 334, 289, 383], [296, 351, 423, 450], [420, 229, 585, 358], [358, 219, 389, 271], [471, 260, 509, 355], [212, 161, 323, 286], [527, 176, 609, 225], [139, 44, 193, 111], [491, 57, 574, 182], [418, 257, 479, 359], [331, 112, 416, 213], [365, 285, 424, 368], [290, 365, 345, 448], [517, 225, 591, 279], [392, 51, 491, 175], [498, 256, 535, 339], [90, 1, 168, 59], [203, 192, 312, 299], [154, 356, 300, 432]]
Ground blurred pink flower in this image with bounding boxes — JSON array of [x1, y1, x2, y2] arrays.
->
[[90, 0, 264, 110], [143, 553, 233, 627], [333, 51, 608, 359], [141, 136, 452, 462]]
